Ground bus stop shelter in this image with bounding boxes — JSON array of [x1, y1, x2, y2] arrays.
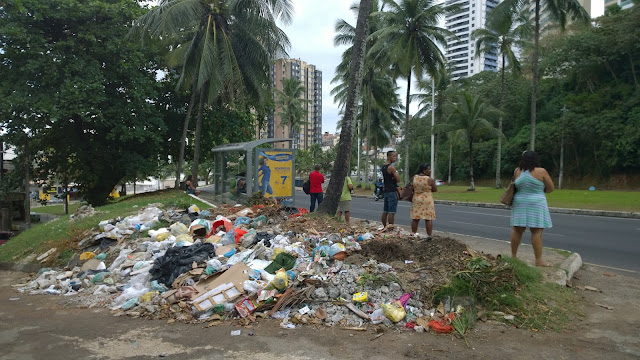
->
[[211, 138, 293, 197]]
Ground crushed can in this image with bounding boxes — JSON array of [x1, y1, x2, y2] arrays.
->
[[352, 291, 368, 303]]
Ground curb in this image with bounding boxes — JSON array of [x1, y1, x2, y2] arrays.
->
[[349, 194, 640, 219], [0, 262, 42, 273], [553, 253, 583, 286]]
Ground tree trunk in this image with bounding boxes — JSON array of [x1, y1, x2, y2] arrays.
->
[[364, 87, 372, 189], [496, 55, 505, 188], [24, 138, 30, 229], [318, 0, 372, 215], [192, 86, 207, 183], [530, 0, 540, 151], [63, 176, 69, 215], [404, 70, 412, 184], [448, 141, 452, 184], [559, 127, 564, 189], [468, 140, 475, 191], [629, 53, 638, 89], [176, 89, 198, 188]]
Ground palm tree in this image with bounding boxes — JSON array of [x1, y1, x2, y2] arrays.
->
[[318, 0, 374, 215], [132, 0, 292, 181], [369, 0, 455, 183], [275, 77, 308, 148], [473, 7, 531, 187], [436, 93, 503, 191], [492, 0, 589, 150]]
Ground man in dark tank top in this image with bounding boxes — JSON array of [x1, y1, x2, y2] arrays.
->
[[380, 150, 402, 228]]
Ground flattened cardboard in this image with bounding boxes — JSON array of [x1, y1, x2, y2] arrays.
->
[[191, 263, 250, 311]]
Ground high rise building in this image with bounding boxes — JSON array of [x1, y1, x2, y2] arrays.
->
[[605, 0, 634, 11], [268, 58, 322, 150], [445, 0, 500, 80]]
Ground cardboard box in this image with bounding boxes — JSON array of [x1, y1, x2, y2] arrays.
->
[[235, 297, 258, 318], [191, 262, 250, 311]]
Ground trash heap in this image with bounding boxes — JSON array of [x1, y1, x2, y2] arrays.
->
[[17, 202, 477, 333]]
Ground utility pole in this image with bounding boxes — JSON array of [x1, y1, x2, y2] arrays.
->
[[559, 105, 568, 190], [430, 78, 435, 180], [0, 140, 4, 184]]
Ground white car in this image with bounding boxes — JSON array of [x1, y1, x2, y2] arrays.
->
[[435, 179, 446, 186]]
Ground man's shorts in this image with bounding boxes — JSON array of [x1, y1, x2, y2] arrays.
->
[[383, 192, 398, 214], [337, 200, 352, 213]]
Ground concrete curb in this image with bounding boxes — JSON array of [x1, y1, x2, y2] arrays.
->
[[553, 253, 583, 286], [348, 194, 640, 219], [0, 262, 42, 273]]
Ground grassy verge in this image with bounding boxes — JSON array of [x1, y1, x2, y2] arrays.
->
[[352, 185, 640, 212], [31, 203, 82, 216], [434, 257, 582, 331], [0, 190, 210, 264]]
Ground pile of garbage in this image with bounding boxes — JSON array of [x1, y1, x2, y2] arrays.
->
[[16, 202, 475, 333]]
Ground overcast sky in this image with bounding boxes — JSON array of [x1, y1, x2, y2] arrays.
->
[[280, 0, 605, 135]]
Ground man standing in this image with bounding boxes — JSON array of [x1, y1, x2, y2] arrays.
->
[[380, 151, 402, 228], [336, 176, 354, 223], [309, 164, 325, 212]]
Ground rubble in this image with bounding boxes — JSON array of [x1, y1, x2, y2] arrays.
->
[[15, 200, 486, 334]]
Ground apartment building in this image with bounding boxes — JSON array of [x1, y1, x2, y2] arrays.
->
[[268, 58, 323, 150], [445, 0, 500, 80], [604, 0, 634, 10]]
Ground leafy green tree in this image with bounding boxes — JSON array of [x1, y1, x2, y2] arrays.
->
[[368, 0, 454, 182], [492, 0, 589, 150], [132, 0, 293, 182], [436, 93, 503, 190], [473, 6, 531, 187], [275, 78, 308, 148], [0, 0, 167, 206]]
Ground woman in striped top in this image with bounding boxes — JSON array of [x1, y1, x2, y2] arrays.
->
[[510, 151, 555, 267]]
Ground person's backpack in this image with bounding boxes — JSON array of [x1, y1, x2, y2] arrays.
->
[[302, 177, 311, 195]]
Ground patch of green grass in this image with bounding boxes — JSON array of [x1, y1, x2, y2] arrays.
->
[[31, 203, 82, 216], [426, 185, 640, 212], [0, 190, 210, 264], [434, 256, 582, 331], [550, 248, 573, 258]]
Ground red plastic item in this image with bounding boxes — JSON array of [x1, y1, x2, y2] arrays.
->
[[209, 219, 232, 236], [405, 322, 416, 329], [290, 208, 309, 218], [427, 313, 456, 333], [234, 228, 248, 243]]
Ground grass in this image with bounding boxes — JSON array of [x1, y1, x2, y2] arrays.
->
[[434, 256, 582, 331], [31, 203, 82, 216], [352, 185, 640, 212], [0, 190, 210, 265]]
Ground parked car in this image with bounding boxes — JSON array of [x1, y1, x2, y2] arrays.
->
[[435, 179, 446, 186]]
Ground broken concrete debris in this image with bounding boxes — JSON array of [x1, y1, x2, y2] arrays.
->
[[16, 202, 477, 333]]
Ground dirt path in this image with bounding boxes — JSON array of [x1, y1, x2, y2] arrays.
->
[[1, 266, 638, 360]]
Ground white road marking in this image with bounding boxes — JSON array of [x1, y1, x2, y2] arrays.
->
[[584, 263, 639, 274], [449, 220, 565, 237]]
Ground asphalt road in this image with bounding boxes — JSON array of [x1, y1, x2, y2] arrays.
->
[[293, 190, 640, 273]]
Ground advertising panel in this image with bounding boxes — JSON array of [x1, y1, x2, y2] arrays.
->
[[256, 150, 295, 198]]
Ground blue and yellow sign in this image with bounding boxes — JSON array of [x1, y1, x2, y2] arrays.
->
[[256, 150, 294, 197]]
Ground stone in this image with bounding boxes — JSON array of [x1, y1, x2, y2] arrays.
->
[[389, 282, 401, 292], [414, 326, 425, 333], [314, 288, 328, 300], [380, 286, 389, 294], [328, 287, 340, 299]]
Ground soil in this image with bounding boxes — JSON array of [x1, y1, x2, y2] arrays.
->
[[2, 266, 639, 359]]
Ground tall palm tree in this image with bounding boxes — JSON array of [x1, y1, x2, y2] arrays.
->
[[369, 0, 454, 182], [492, 0, 589, 150], [436, 93, 503, 191], [275, 77, 308, 148], [132, 0, 292, 181], [318, 0, 374, 215], [473, 7, 531, 187]]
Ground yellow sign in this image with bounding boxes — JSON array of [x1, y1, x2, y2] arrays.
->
[[257, 150, 294, 198]]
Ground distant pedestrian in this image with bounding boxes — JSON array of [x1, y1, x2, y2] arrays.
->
[[380, 151, 402, 228], [309, 164, 325, 212], [185, 175, 201, 196], [336, 176, 354, 223], [510, 150, 554, 267], [410, 163, 437, 240]]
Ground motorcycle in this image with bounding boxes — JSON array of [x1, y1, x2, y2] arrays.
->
[[373, 182, 384, 201]]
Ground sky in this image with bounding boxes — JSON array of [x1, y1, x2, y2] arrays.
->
[[280, 0, 605, 135]]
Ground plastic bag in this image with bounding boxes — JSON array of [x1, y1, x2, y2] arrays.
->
[[382, 302, 406, 322], [370, 308, 386, 324], [79, 252, 96, 261], [170, 222, 189, 236], [265, 268, 288, 290], [188, 205, 200, 214], [234, 216, 252, 226], [149, 228, 170, 241], [90, 272, 110, 284]]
